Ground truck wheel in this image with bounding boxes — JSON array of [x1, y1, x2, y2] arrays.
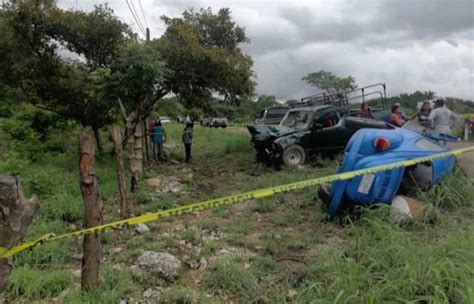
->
[[282, 145, 306, 166]]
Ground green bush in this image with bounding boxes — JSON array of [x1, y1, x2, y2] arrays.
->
[[65, 268, 134, 304], [7, 266, 73, 299], [40, 192, 84, 222], [202, 257, 260, 301]]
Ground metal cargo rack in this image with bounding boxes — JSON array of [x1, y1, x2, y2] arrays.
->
[[296, 83, 387, 109]]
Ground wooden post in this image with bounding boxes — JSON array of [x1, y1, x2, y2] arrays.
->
[[79, 129, 102, 289], [144, 120, 149, 162], [0, 176, 39, 292], [111, 126, 129, 219], [130, 123, 144, 192]]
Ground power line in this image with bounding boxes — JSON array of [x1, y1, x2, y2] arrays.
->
[[130, 0, 146, 35], [125, 0, 145, 37], [138, 0, 148, 29]]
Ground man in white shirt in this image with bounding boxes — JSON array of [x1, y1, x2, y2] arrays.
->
[[428, 98, 458, 135]]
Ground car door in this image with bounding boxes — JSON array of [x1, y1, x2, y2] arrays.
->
[[309, 110, 354, 152]]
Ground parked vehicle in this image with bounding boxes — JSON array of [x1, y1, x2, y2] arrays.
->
[[247, 105, 393, 166], [255, 106, 290, 125], [210, 117, 228, 128], [159, 116, 171, 123], [323, 122, 459, 218]]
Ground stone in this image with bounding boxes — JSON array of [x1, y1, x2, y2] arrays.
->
[[188, 259, 200, 269], [216, 249, 231, 256], [287, 289, 298, 301], [72, 269, 81, 279], [199, 257, 208, 270], [135, 223, 150, 234], [137, 251, 182, 281], [143, 288, 162, 299], [174, 224, 186, 231]]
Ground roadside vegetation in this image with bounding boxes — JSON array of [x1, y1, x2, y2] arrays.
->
[[1, 104, 473, 303]]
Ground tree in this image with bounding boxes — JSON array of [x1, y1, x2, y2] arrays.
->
[[301, 70, 357, 95], [156, 8, 255, 108], [424, 91, 436, 100], [105, 43, 168, 147], [2, 1, 134, 151]]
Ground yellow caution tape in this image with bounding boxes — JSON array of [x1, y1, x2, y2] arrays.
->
[[1, 146, 473, 259]]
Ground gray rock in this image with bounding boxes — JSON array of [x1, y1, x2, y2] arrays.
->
[[137, 251, 182, 281], [187, 259, 200, 269], [174, 224, 186, 231], [135, 223, 150, 234], [143, 287, 163, 299], [199, 257, 208, 270]]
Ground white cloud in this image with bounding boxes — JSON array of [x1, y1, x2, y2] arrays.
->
[[57, 0, 474, 100]]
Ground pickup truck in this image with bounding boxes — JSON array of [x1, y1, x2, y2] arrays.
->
[[247, 105, 392, 166]]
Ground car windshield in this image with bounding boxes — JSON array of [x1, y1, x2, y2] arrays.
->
[[280, 110, 311, 129]]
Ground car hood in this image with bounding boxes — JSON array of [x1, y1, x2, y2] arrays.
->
[[247, 125, 303, 141]]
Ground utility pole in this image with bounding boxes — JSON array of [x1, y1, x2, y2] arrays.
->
[[143, 27, 150, 162]]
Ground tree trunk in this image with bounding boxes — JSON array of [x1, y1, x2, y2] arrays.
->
[[111, 126, 129, 219], [143, 120, 149, 162], [0, 176, 39, 292], [92, 125, 103, 153], [130, 123, 144, 192], [79, 129, 102, 289]]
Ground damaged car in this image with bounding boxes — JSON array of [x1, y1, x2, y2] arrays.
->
[[320, 122, 460, 218], [247, 105, 393, 166]]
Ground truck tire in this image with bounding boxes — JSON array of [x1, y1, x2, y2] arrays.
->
[[282, 145, 306, 166]]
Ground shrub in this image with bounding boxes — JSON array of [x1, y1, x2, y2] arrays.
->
[[7, 266, 73, 299]]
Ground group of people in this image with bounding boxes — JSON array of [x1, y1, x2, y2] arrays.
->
[[149, 119, 194, 163], [357, 98, 458, 135]]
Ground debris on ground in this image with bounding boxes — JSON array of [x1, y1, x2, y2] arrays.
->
[[390, 196, 425, 223]]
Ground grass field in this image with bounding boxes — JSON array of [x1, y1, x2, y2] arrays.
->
[[1, 122, 473, 303]]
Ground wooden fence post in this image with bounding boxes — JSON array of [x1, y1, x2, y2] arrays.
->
[[130, 123, 143, 192], [79, 129, 102, 289], [0, 176, 38, 292], [111, 126, 129, 219]]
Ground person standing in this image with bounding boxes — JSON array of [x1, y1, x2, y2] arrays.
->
[[390, 105, 406, 127], [152, 120, 166, 160], [429, 98, 458, 135], [357, 102, 374, 118], [182, 122, 193, 163], [413, 101, 432, 128]]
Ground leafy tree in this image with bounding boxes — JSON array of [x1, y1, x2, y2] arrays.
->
[[423, 91, 436, 100], [105, 43, 168, 144], [302, 70, 357, 95], [1, 1, 134, 150], [156, 7, 255, 108]]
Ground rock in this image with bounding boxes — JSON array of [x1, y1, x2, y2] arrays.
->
[[135, 223, 150, 234], [287, 289, 298, 301], [199, 257, 208, 270], [119, 300, 127, 304], [137, 251, 182, 281], [146, 177, 184, 194], [188, 259, 200, 269], [143, 288, 162, 299], [72, 269, 81, 279], [174, 224, 186, 231], [216, 249, 231, 256], [72, 253, 83, 261]]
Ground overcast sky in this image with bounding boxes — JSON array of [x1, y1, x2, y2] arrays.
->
[[59, 0, 474, 101]]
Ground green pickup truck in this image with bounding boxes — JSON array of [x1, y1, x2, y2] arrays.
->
[[247, 105, 392, 166]]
